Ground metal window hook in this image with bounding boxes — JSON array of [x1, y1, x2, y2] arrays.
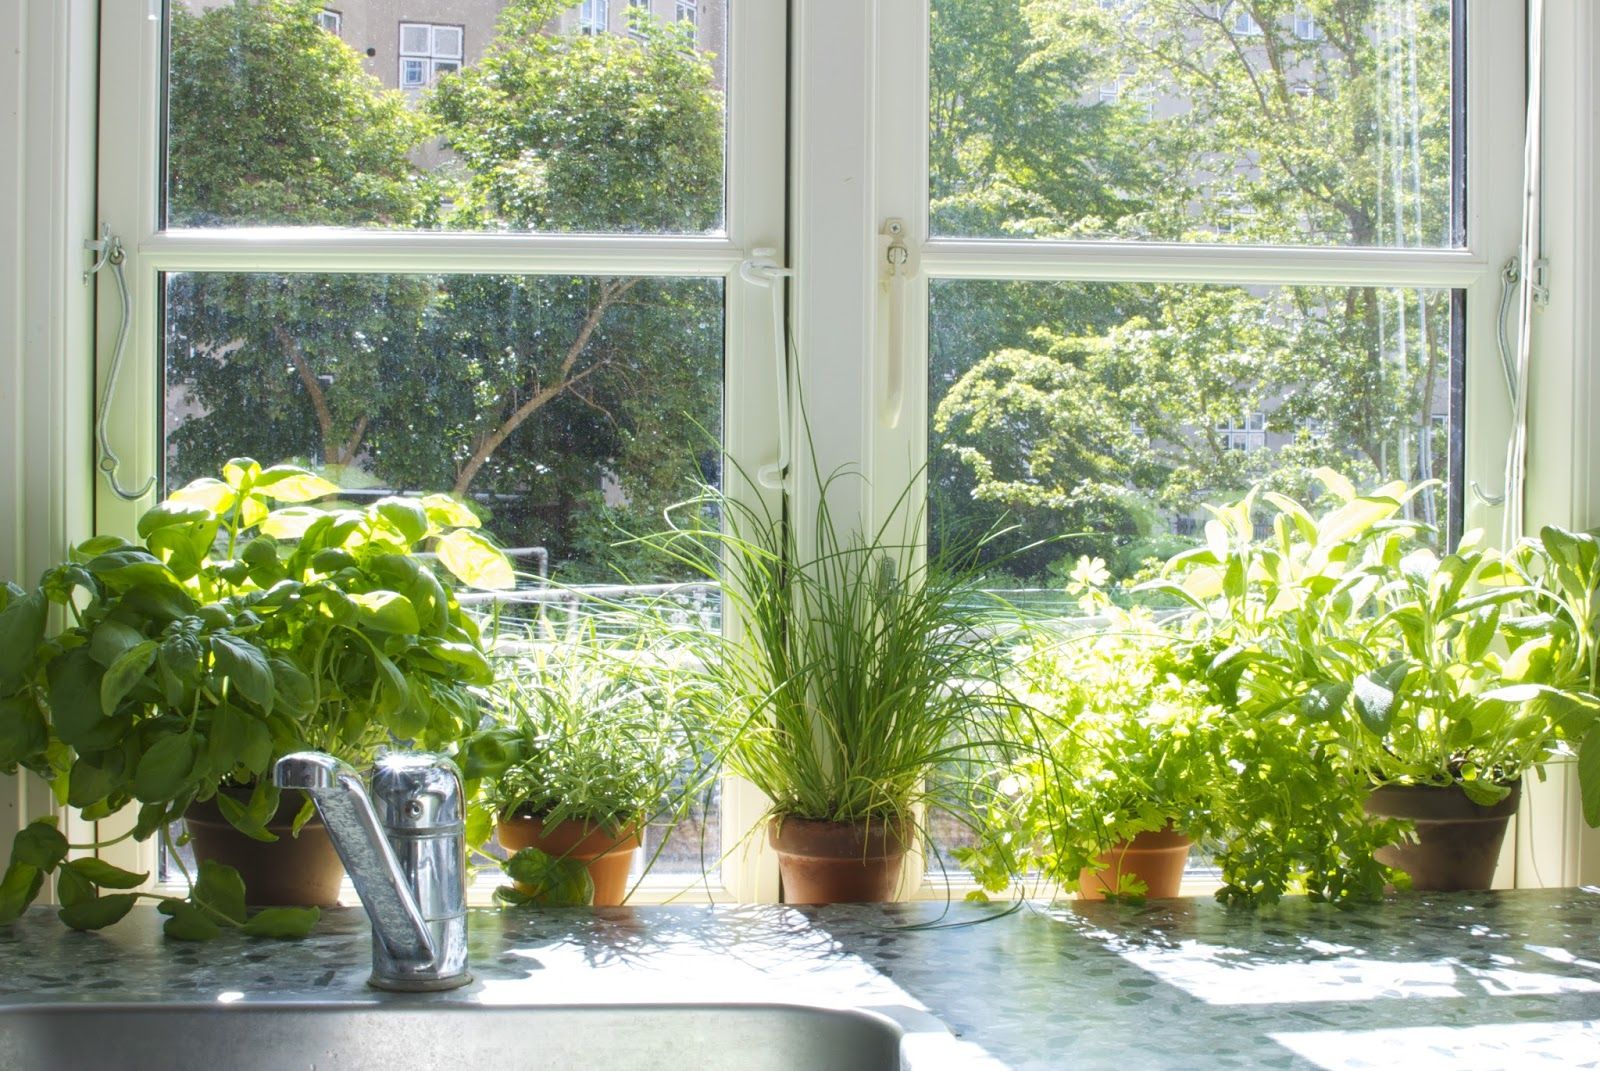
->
[[85, 224, 157, 502]]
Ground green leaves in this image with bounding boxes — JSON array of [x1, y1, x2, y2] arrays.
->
[[101, 640, 159, 715], [11, 820, 69, 871], [1582, 724, 1600, 828], [133, 732, 199, 803], [210, 634, 275, 712], [435, 528, 515, 590], [498, 848, 594, 907], [64, 857, 148, 889], [0, 589, 46, 694], [58, 893, 138, 932], [241, 906, 321, 939]]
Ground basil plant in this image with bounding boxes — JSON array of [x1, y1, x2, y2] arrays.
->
[[0, 459, 512, 938]]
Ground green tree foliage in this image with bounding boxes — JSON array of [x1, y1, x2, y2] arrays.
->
[[929, 0, 1456, 582]]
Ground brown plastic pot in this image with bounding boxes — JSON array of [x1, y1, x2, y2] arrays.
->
[[1076, 825, 1193, 900], [1365, 780, 1521, 892], [768, 816, 911, 905], [185, 788, 344, 908], [496, 816, 641, 906]]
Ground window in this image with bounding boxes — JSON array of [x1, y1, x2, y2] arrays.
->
[[315, 9, 341, 35], [580, 0, 609, 35], [399, 23, 463, 89], [1097, 81, 1120, 104], [1233, 8, 1265, 36], [80, 0, 1526, 902], [1217, 412, 1268, 452], [676, 0, 698, 27], [1294, 9, 1323, 40], [100, 0, 781, 903]]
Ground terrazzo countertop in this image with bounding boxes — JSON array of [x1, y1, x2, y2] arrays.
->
[[3, 889, 1599, 1069]]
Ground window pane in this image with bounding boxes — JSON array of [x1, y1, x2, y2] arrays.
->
[[165, 0, 727, 233], [164, 271, 724, 582], [928, 279, 1456, 592], [929, 0, 1457, 247]]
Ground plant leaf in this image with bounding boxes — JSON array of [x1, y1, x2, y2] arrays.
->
[[350, 591, 421, 634], [100, 640, 159, 716], [1353, 661, 1410, 735], [254, 465, 339, 503], [1581, 724, 1600, 829], [0, 861, 45, 925], [0, 694, 48, 769], [210, 634, 275, 713], [10, 819, 68, 871], [65, 857, 149, 890], [133, 732, 199, 803], [159, 898, 221, 941], [0, 589, 46, 694], [241, 906, 320, 939], [58, 893, 137, 932], [191, 859, 248, 925], [435, 528, 514, 590]]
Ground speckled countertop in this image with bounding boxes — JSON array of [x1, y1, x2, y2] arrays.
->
[[3, 889, 1599, 1069]]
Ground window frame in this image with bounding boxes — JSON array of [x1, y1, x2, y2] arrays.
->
[[90, 0, 787, 905], [315, 9, 341, 35], [398, 21, 464, 88]]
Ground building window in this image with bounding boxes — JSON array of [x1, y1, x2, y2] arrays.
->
[[1233, 9, 1264, 37], [1294, 9, 1322, 41], [315, 9, 341, 35], [676, 0, 697, 27], [398, 23, 463, 88], [1217, 413, 1268, 452], [1098, 81, 1120, 104], [580, 0, 609, 34]]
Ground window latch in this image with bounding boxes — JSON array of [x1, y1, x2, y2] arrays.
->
[[740, 248, 794, 492], [878, 219, 917, 429]]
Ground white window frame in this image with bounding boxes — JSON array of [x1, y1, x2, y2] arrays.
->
[[398, 22, 463, 89], [315, 9, 341, 36], [676, 0, 698, 28], [89, 0, 787, 906], [1294, 8, 1322, 41]]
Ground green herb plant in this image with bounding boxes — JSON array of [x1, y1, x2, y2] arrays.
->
[[643, 454, 1018, 854], [0, 459, 511, 937], [960, 556, 1229, 900], [461, 615, 716, 906]]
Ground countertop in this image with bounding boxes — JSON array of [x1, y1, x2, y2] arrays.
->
[[3, 889, 1600, 1069]]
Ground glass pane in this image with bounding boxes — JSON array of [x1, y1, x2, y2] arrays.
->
[[163, 269, 725, 885], [165, 0, 727, 234], [164, 271, 723, 580], [928, 280, 1455, 595], [929, 0, 1457, 247]]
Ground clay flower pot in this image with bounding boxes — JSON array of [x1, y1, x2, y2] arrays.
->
[[1076, 825, 1193, 900], [497, 815, 642, 906], [768, 816, 911, 905], [1365, 780, 1521, 891], [185, 788, 344, 908]]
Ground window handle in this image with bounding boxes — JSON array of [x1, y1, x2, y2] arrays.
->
[[878, 219, 916, 429], [740, 249, 794, 491]]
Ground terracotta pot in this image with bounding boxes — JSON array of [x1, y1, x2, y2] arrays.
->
[[496, 816, 641, 906], [1076, 825, 1193, 900], [1365, 780, 1521, 892], [184, 788, 344, 908], [768, 816, 911, 905]]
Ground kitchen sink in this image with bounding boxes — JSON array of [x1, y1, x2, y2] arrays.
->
[[0, 1001, 906, 1070]]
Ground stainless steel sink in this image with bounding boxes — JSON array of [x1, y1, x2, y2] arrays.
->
[[0, 1002, 905, 1070]]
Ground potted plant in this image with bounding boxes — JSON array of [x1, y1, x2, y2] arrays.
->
[[960, 557, 1222, 901], [461, 616, 715, 906], [647, 463, 1016, 905], [1153, 473, 1576, 892], [0, 459, 511, 930]]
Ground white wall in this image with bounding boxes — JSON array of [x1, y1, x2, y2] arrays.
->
[[0, 0, 98, 873]]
